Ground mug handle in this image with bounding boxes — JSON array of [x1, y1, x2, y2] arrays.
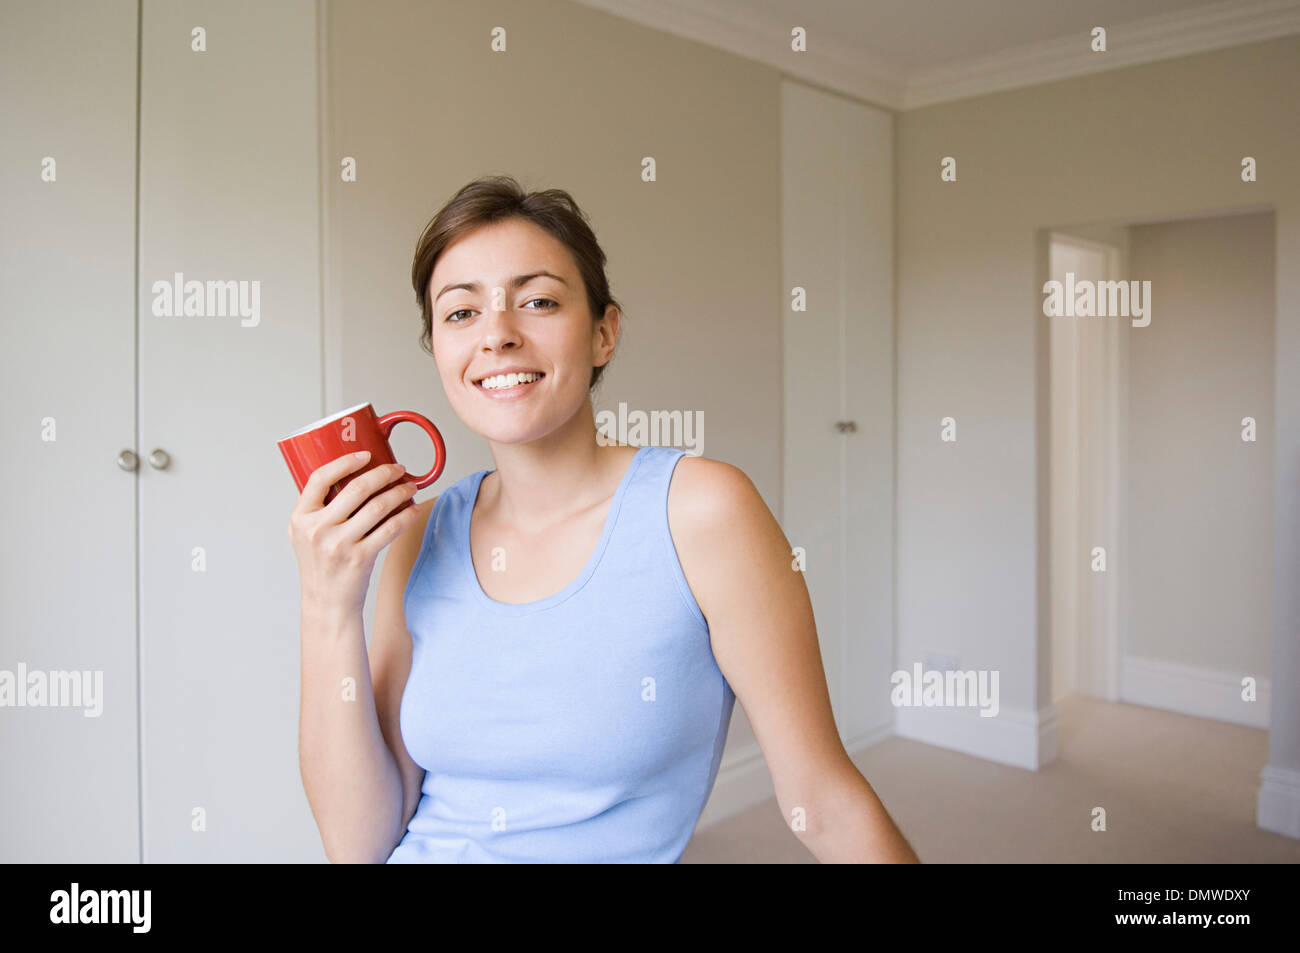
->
[[376, 411, 447, 489]]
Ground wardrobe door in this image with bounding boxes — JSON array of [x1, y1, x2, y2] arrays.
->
[[781, 80, 895, 743], [838, 99, 895, 741], [0, 0, 141, 861], [137, 0, 323, 861]]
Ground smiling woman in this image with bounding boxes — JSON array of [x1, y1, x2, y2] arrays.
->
[[411, 177, 622, 392], [292, 175, 919, 865]]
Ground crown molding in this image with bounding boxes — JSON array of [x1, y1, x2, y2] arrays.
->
[[570, 0, 1300, 111], [904, 0, 1300, 108], [570, 0, 907, 108]]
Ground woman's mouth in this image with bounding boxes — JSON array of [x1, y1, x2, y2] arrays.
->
[[473, 370, 545, 399]]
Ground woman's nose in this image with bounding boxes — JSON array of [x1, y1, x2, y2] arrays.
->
[[481, 303, 522, 348]]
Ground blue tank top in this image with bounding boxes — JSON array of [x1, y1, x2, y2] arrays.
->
[[387, 445, 736, 863]]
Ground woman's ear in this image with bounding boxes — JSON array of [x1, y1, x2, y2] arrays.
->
[[594, 304, 620, 360]]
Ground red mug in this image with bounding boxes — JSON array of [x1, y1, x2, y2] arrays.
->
[[277, 402, 447, 523]]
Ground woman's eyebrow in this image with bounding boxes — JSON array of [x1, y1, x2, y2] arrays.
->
[[434, 270, 568, 303]]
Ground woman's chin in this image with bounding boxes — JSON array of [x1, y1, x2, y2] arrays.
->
[[473, 422, 550, 445]]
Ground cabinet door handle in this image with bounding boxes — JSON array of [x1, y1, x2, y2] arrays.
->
[[835, 421, 858, 433], [118, 449, 139, 472], [148, 448, 171, 470]]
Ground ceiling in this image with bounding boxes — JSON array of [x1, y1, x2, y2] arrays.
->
[[571, 0, 1300, 109]]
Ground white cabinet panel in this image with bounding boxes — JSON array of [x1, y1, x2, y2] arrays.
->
[[781, 80, 895, 744], [137, 0, 322, 862], [0, 0, 141, 863]]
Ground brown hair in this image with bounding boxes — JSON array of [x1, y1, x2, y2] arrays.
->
[[411, 175, 622, 390]]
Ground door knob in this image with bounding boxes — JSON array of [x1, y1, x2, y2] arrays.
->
[[117, 449, 139, 471], [148, 448, 171, 470]]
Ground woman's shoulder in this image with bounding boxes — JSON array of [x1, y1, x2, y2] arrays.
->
[[665, 452, 772, 551], [664, 453, 778, 622], [666, 452, 760, 518]]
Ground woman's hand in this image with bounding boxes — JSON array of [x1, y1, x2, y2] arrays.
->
[[287, 451, 423, 620]]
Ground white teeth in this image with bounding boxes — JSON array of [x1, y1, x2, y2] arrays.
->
[[480, 371, 542, 390]]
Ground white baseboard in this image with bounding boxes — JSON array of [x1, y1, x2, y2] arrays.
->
[[694, 721, 893, 831], [1257, 764, 1300, 840], [1122, 655, 1270, 728], [893, 702, 1058, 771]]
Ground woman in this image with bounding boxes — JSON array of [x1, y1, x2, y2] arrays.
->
[[290, 175, 918, 863]]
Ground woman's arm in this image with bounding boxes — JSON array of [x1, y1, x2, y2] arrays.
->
[[368, 498, 436, 853], [298, 606, 404, 863], [668, 457, 920, 863], [297, 493, 431, 864]]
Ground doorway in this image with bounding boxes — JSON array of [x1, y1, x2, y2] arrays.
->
[[1049, 230, 1125, 706], [1045, 211, 1275, 730]]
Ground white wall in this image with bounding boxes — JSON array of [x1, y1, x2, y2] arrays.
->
[[896, 36, 1299, 833], [1121, 212, 1274, 724]]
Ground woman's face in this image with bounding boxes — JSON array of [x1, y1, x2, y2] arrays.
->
[[428, 217, 615, 445]]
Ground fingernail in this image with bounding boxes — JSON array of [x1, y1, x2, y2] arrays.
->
[[355, 450, 370, 459]]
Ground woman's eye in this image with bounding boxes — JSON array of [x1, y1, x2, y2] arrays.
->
[[446, 299, 554, 323]]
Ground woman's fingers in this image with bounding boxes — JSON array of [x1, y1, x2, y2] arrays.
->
[[341, 478, 420, 545], [318, 461, 407, 525], [354, 494, 423, 560], [297, 451, 375, 512]]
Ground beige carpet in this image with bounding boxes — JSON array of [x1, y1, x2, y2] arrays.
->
[[682, 693, 1300, 863]]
